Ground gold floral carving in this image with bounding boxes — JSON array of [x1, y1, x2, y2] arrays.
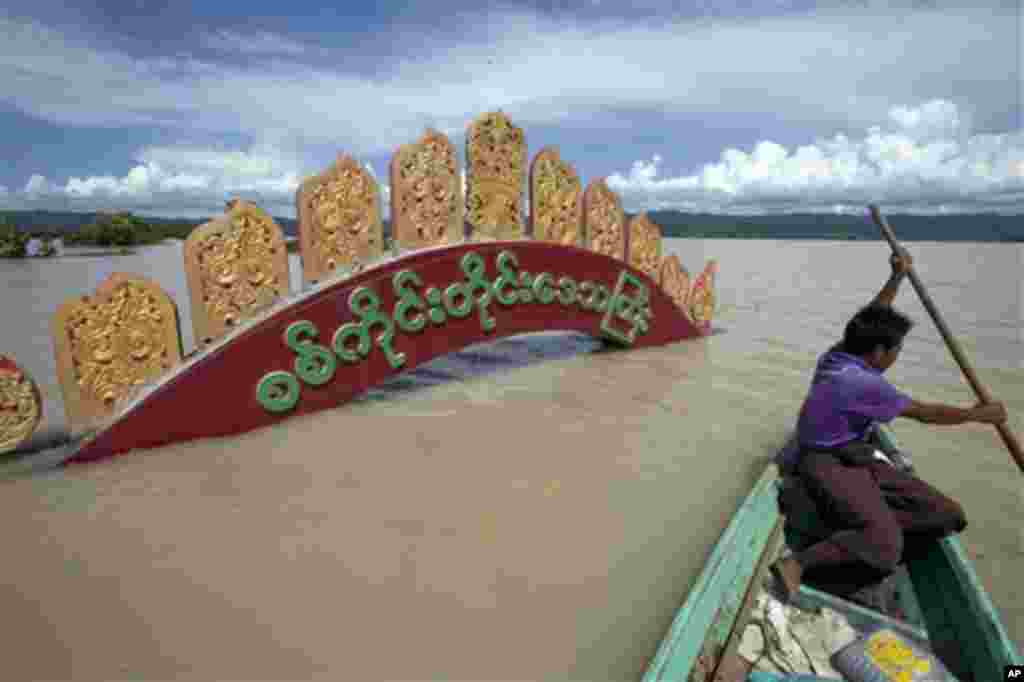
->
[[583, 179, 626, 260], [465, 111, 526, 241], [659, 254, 692, 317], [185, 200, 291, 348], [51, 273, 183, 434], [628, 213, 662, 280], [297, 155, 384, 283], [390, 129, 463, 252], [688, 260, 719, 326], [530, 147, 583, 246], [0, 355, 42, 454]]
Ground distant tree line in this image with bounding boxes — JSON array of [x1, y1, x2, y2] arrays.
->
[[1, 212, 201, 256], [62, 212, 196, 247], [629, 211, 1023, 242], [2, 208, 1021, 256]]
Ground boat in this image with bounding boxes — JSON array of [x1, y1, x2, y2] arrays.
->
[[644, 425, 1022, 682]]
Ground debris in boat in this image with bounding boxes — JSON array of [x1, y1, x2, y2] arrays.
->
[[737, 575, 959, 682], [738, 591, 859, 679]]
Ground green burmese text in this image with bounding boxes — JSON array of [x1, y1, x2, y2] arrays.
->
[[257, 249, 652, 413]]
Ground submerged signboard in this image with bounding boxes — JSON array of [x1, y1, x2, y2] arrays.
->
[[67, 241, 704, 465]]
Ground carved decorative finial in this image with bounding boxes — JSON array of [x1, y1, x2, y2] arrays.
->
[[465, 111, 526, 241], [0, 354, 43, 454], [296, 155, 384, 284], [688, 260, 718, 327], [51, 273, 184, 434], [390, 129, 463, 252], [659, 254, 691, 317], [185, 202, 291, 347], [583, 179, 626, 261], [628, 213, 663, 281], [530, 146, 583, 246]]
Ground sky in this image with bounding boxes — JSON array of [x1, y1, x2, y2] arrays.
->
[[1, 0, 1021, 219]]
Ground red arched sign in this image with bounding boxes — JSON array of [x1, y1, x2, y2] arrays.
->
[[66, 241, 706, 465]]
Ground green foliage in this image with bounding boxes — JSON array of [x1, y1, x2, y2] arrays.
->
[[62, 212, 199, 247], [161, 223, 197, 240], [0, 219, 64, 257], [0, 218, 28, 257], [67, 213, 144, 246]]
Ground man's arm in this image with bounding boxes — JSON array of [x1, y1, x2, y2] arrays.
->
[[899, 400, 1008, 425], [873, 271, 905, 307], [872, 249, 911, 307]]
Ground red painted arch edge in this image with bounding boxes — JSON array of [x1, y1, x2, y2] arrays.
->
[[66, 241, 706, 466]]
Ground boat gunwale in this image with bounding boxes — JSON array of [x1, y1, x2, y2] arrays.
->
[[642, 462, 780, 681]]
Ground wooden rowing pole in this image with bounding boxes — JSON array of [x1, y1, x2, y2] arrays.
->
[[868, 205, 1024, 474]]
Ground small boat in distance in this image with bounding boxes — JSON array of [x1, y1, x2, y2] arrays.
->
[[644, 425, 1021, 682]]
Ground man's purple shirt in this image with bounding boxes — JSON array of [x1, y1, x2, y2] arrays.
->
[[796, 345, 912, 449]]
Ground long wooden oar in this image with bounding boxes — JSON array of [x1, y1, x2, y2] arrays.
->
[[868, 205, 1024, 473]]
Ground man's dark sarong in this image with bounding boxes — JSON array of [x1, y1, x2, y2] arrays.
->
[[781, 440, 967, 597]]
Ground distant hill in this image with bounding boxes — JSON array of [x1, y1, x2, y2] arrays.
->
[[629, 211, 1023, 242], [0, 209, 303, 237], [1, 208, 1021, 242]]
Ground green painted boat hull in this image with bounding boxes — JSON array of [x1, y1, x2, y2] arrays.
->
[[873, 428, 1021, 682], [644, 426, 1021, 682]]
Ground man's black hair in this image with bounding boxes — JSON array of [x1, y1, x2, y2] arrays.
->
[[842, 304, 914, 356]]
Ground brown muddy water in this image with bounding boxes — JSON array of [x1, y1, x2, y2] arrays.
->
[[0, 238, 1021, 679]]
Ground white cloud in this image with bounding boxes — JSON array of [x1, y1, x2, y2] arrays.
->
[[0, 3, 1015, 155], [2, 145, 388, 219], [24, 174, 58, 196], [606, 100, 1024, 214], [3, 100, 1022, 218]]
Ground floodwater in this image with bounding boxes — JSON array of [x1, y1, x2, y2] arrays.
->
[[0, 238, 1021, 679], [2, 239, 1020, 435]]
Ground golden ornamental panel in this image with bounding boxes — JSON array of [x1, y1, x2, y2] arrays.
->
[[628, 213, 663, 281], [51, 273, 183, 434], [185, 200, 291, 348], [689, 260, 719, 326], [465, 111, 526, 241], [529, 147, 583, 246], [390, 129, 464, 252], [659, 254, 692, 318], [0, 354, 43, 454], [297, 155, 384, 284], [583, 179, 626, 261]]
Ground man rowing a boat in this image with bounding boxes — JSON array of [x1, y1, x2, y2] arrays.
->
[[770, 249, 1008, 604]]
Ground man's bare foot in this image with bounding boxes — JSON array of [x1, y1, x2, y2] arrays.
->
[[770, 556, 803, 603]]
